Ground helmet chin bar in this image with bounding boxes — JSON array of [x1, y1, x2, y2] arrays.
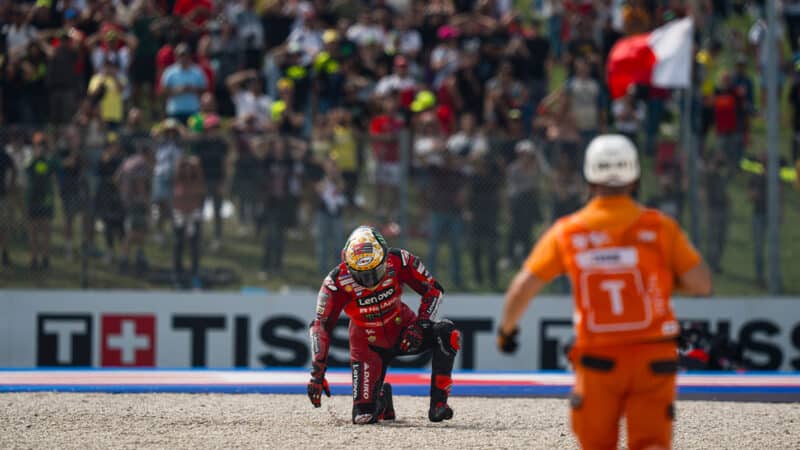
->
[[349, 263, 387, 289]]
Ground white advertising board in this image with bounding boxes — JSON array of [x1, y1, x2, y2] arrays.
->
[[0, 291, 799, 371]]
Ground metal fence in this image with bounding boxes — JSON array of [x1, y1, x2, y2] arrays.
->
[[0, 117, 795, 294]]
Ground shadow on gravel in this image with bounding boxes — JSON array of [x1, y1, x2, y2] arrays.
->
[[378, 420, 521, 432]]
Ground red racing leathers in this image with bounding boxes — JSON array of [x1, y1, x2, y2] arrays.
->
[[309, 248, 460, 422]]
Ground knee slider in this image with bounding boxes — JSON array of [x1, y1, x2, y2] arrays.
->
[[433, 320, 461, 355]]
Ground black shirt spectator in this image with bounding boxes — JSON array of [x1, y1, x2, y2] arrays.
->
[[57, 139, 87, 219], [506, 35, 534, 82], [732, 59, 755, 126], [468, 152, 502, 288], [497, 18, 549, 84], [1, 56, 26, 123], [0, 145, 15, 265], [788, 72, 800, 160], [526, 31, 550, 82], [565, 22, 601, 78], [19, 41, 50, 124], [419, 12, 449, 53], [706, 159, 730, 210], [95, 142, 126, 257], [600, 18, 623, 63], [469, 154, 502, 230], [209, 20, 246, 117], [786, 0, 800, 52], [747, 160, 773, 286], [130, 2, 161, 88], [0, 149, 14, 198], [192, 132, 227, 184], [428, 154, 467, 214], [705, 154, 730, 273], [567, 36, 600, 71], [46, 34, 82, 124], [25, 132, 57, 270], [26, 154, 58, 219], [426, 150, 468, 288], [314, 33, 346, 114], [455, 50, 485, 121], [748, 169, 767, 217], [279, 49, 312, 110], [261, 6, 293, 51], [274, 78, 305, 137], [231, 124, 260, 228], [260, 138, 294, 274], [551, 155, 584, 220]]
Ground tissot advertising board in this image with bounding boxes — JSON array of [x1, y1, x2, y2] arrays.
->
[[1, 291, 799, 371]]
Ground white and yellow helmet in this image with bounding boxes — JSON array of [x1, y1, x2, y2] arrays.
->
[[583, 134, 641, 187], [342, 226, 389, 288]]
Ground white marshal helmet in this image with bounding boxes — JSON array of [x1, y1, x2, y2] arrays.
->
[[583, 134, 641, 187]]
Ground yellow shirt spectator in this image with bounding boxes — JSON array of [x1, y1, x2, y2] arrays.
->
[[88, 72, 125, 124], [696, 49, 722, 98], [329, 125, 358, 173]]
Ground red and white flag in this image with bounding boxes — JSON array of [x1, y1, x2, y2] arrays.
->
[[607, 17, 694, 98]]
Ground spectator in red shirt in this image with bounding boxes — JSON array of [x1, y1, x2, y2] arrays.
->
[[369, 95, 405, 224], [173, 0, 212, 37]]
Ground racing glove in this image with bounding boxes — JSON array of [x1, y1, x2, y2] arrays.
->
[[497, 326, 519, 354], [307, 361, 330, 408], [399, 320, 430, 353]]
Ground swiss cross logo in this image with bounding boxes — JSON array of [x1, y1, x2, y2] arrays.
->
[[101, 315, 156, 367]]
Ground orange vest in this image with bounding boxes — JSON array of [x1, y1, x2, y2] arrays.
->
[[557, 209, 680, 348]]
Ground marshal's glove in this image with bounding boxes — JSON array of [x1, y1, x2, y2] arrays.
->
[[497, 326, 519, 354], [307, 361, 330, 408], [399, 320, 430, 353]]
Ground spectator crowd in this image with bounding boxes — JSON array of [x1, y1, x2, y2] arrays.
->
[[0, 0, 796, 291]]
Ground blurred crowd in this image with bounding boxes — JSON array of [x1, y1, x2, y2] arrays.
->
[[0, 0, 797, 290]]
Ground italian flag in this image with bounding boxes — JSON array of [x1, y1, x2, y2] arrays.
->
[[607, 17, 694, 99]]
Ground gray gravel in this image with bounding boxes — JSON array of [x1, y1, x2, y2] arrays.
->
[[0, 393, 798, 449]]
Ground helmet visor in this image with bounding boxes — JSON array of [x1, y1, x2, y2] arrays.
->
[[349, 262, 386, 288]]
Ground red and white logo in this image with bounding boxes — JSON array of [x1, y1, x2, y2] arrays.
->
[[101, 315, 156, 367]]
